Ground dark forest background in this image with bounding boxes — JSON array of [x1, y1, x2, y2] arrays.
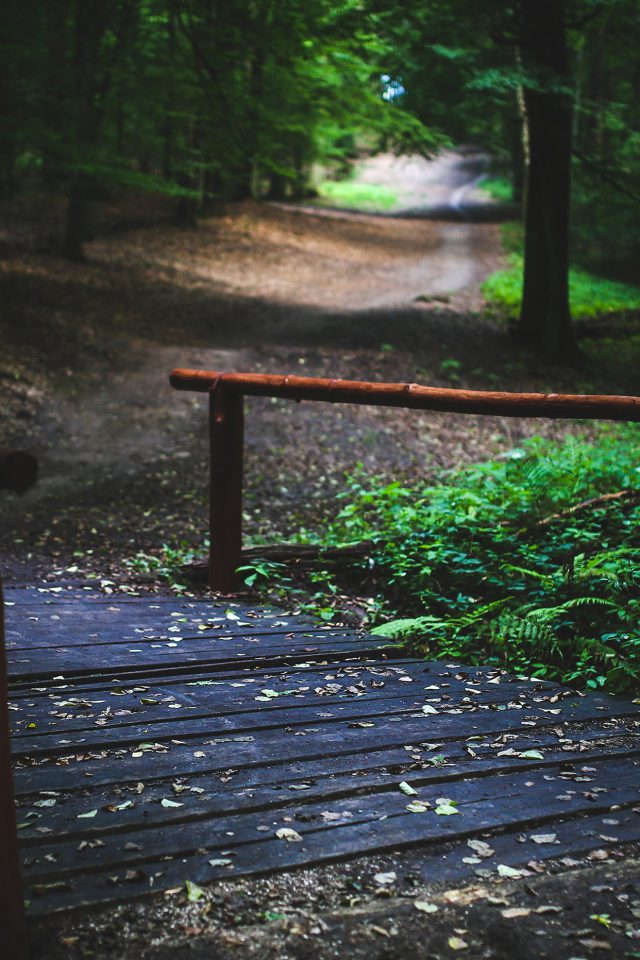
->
[[2, 0, 640, 358]]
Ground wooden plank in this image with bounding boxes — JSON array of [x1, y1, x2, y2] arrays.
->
[[24, 802, 640, 916], [3, 598, 339, 633], [15, 736, 640, 845], [14, 693, 640, 794], [3, 588, 277, 613], [6, 635, 393, 680], [6, 657, 525, 699], [8, 663, 563, 744], [14, 715, 637, 807], [6, 679, 585, 755], [6, 650, 397, 692], [4, 622, 371, 652], [19, 730, 637, 844], [21, 757, 640, 913], [20, 753, 640, 873], [9, 683, 574, 754], [6, 648, 394, 686], [7, 657, 432, 709]]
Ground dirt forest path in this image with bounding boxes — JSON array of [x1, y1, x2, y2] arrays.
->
[[0, 150, 606, 580]]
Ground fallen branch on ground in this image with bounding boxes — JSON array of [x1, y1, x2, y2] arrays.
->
[[536, 489, 640, 528], [181, 542, 374, 583]]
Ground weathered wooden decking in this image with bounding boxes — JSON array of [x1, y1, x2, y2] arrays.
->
[[6, 583, 640, 917]]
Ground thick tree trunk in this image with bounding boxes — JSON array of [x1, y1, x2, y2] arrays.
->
[[515, 0, 577, 361]]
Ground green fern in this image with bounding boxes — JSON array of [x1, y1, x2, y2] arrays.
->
[[489, 613, 559, 653]]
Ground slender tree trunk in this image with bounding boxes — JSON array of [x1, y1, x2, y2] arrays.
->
[[63, 174, 87, 259], [41, 0, 70, 186], [63, 0, 110, 260], [0, 10, 19, 196], [175, 118, 200, 226], [162, 10, 176, 180], [514, 48, 529, 216], [515, 0, 577, 361]]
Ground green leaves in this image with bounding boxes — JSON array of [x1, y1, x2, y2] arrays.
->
[[399, 781, 418, 796], [185, 880, 204, 902], [312, 429, 640, 694]]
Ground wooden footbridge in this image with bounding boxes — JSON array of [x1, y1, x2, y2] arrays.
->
[[6, 584, 640, 917], [2, 375, 640, 959]]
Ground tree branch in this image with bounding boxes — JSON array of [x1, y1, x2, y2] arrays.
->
[[572, 147, 640, 205], [536, 489, 640, 528]]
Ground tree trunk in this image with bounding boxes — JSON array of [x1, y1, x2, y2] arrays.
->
[[266, 171, 287, 200], [62, 0, 110, 261], [515, 0, 577, 361], [174, 119, 200, 226], [63, 174, 87, 260], [41, 0, 71, 186]]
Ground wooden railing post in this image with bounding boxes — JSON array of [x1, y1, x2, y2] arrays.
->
[[0, 579, 29, 959], [209, 385, 244, 592], [169, 369, 640, 592]]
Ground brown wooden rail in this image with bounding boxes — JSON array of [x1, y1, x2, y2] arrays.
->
[[170, 369, 640, 593]]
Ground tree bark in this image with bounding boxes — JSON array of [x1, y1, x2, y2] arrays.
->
[[62, 0, 110, 260], [515, 0, 577, 361]]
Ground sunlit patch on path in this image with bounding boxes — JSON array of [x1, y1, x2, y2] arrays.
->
[[7, 583, 640, 916]]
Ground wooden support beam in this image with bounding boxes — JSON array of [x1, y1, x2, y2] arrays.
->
[[209, 386, 244, 593], [0, 579, 29, 958]]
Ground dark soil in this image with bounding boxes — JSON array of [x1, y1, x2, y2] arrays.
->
[[3, 153, 639, 959], [31, 852, 640, 960], [2, 176, 636, 587]]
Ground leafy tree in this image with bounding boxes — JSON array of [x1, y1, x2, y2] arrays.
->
[[374, 0, 639, 360], [1, 0, 637, 326], [0, 0, 436, 256]]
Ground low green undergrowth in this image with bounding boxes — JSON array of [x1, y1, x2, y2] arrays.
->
[[124, 540, 201, 593], [130, 429, 640, 694], [482, 252, 640, 321], [315, 178, 398, 212], [479, 176, 513, 203], [289, 427, 640, 694]]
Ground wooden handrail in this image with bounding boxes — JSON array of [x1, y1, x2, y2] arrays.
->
[[169, 368, 640, 592], [170, 369, 640, 420]]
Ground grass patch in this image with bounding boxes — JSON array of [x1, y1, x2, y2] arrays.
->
[[315, 178, 398, 212], [479, 176, 513, 203], [483, 252, 640, 320]]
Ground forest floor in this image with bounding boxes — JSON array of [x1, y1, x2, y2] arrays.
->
[[2, 151, 640, 958], [2, 150, 637, 586]]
